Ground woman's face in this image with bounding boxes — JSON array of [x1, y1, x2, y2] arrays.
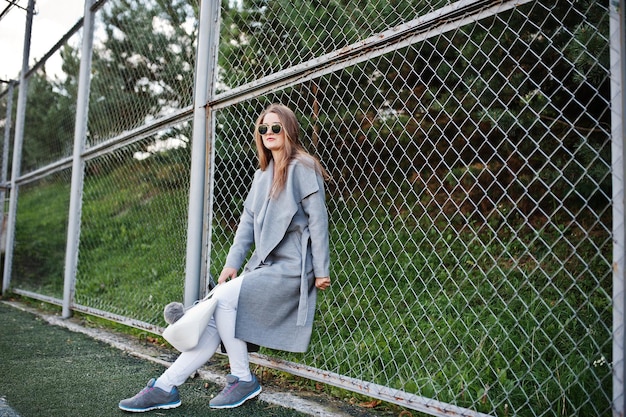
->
[[259, 112, 285, 154]]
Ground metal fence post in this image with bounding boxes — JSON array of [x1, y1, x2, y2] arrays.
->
[[184, 0, 221, 306], [2, 0, 34, 295], [0, 81, 14, 258], [612, 0, 626, 414], [62, 0, 95, 318]]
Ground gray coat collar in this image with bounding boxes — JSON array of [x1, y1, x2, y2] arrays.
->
[[246, 158, 320, 264]]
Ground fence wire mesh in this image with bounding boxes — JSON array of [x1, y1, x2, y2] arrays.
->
[[21, 58, 79, 173], [12, 170, 72, 299], [211, 1, 612, 416], [75, 130, 191, 323], [87, 0, 198, 146], [0, 0, 617, 416]]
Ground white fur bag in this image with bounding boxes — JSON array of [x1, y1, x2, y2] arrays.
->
[[162, 286, 218, 352]]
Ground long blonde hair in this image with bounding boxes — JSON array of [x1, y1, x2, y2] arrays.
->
[[254, 103, 328, 197]]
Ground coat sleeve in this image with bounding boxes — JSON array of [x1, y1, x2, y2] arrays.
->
[[224, 205, 255, 271], [301, 172, 330, 278], [224, 172, 258, 270]]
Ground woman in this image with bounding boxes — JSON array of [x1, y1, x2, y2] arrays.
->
[[119, 103, 331, 412]]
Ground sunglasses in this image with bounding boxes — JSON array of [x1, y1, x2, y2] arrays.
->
[[257, 123, 283, 135]]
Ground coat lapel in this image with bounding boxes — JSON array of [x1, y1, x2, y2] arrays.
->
[[246, 160, 294, 263], [259, 166, 296, 261], [248, 158, 321, 264]]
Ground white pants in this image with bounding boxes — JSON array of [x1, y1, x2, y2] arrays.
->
[[156, 276, 251, 390]]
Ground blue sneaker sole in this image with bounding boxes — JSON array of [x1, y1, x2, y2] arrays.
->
[[209, 385, 262, 409], [119, 400, 181, 413]]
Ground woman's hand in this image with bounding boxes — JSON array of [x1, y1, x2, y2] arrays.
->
[[218, 267, 238, 284], [315, 276, 331, 290]]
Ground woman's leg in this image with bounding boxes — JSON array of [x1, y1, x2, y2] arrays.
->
[[119, 278, 251, 412], [155, 316, 222, 390], [119, 310, 221, 412], [208, 275, 261, 409], [212, 276, 251, 381], [157, 276, 249, 389]]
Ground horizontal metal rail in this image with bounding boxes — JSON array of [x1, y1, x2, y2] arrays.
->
[[250, 353, 495, 417], [12, 288, 165, 335], [14, 106, 193, 187]]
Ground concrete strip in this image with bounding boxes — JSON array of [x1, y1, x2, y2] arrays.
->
[[0, 397, 21, 417]]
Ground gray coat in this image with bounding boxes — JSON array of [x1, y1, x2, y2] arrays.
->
[[224, 156, 330, 352]]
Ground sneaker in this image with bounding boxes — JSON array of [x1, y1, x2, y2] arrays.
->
[[119, 378, 181, 413], [209, 374, 262, 409]]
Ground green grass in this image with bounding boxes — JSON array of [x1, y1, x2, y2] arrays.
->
[[11, 174, 71, 297], [9, 158, 613, 417]]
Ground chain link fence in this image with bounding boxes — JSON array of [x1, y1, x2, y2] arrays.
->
[[0, 1, 619, 416]]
